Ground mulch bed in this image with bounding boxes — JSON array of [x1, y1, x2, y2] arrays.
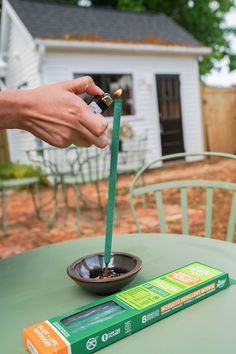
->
[[0, 156, 235, 259]]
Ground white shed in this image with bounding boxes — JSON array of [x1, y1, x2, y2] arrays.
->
[[0, 0, 210, 166]]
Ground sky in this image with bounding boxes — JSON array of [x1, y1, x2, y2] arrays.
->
[[204, 10, 236, 87]]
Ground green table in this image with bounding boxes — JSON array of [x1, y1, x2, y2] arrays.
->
[[1, 234, 236, 354]]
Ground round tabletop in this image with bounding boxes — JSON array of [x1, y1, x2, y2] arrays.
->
[[1, 234, 236, 354]]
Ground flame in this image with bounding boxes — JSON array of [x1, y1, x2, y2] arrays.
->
[[114, 88, 123, 97]]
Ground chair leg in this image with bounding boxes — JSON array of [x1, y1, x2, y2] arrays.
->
[[1, 188, 8, 237], [94, 180, 104, 214], [77, 187, 88, 208], [47, 182, 61, 228], [30, 183, 41, 220], [63, 184, 69, 225]]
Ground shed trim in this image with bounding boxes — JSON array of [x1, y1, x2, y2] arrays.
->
[[35, 38, 211, 56]]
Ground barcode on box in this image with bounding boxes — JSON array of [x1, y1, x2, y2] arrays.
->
[[27, 339, 38, 354]]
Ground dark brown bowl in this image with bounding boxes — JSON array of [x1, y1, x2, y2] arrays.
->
[[67, 252, 142, 295]]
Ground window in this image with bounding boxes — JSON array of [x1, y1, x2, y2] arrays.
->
[[74, 73, 134, 116]]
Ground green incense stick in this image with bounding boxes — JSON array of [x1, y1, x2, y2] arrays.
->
[[104, 98, 123, 267]]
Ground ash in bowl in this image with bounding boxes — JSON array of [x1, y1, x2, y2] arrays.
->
[[95, 268, 125, 280]]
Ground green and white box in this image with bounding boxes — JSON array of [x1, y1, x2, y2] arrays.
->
[[23, 262, 230, 354]]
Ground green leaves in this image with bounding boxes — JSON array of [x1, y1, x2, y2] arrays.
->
[[95, 0, 236, 77], [118, 0, 145, 11], [0, 163, 48, 185], [229, 54, 236, 71]]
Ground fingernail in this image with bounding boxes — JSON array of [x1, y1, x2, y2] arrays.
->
[[101, 134, 108, 145], [96, 85, 104, 95]]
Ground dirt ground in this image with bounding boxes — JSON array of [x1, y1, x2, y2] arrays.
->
[[0, 156, 235, 259]]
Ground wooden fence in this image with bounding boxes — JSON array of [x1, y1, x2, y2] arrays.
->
[[201, 85, 236, 154], [0, 130, 9, 163]]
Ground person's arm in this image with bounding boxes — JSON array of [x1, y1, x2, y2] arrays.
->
[[0, 76, 108, 148]]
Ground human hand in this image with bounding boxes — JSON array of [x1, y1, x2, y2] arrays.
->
[[1, 76, 109, 148]]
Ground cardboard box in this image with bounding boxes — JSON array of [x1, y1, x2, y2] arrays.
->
[[23, 262, 230, 354]]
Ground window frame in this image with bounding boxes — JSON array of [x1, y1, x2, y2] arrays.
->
[[73, 72, 135, 117]]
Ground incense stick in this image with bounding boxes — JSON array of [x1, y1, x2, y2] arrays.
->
[[104, 98, 123, 269]]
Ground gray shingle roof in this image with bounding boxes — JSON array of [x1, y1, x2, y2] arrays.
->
[[8, 0, 201, 46]]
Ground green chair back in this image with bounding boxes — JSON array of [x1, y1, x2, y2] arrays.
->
[[130, 152, 236, 242], [26, 146, 111, 232]]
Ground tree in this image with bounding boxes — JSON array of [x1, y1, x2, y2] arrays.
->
[[117, 0, 236, 76]]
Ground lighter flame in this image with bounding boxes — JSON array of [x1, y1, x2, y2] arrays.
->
[[114, 88, 123, 97]]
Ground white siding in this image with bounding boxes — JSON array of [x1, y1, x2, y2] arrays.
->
[[4, 5, 41, 163], [42, 50, 204, 164]]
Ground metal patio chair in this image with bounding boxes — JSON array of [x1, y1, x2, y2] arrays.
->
[[116, 133, 149, 210], [0, 177, 40, 236], [117, 133, 148, 175], [27, 146, 110, 234], [130, 152, 236, 242], [63, 146, 110, 234], [27, 146, 66, 228]]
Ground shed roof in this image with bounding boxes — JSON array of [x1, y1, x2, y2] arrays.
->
[[8, 0, 202, 47]]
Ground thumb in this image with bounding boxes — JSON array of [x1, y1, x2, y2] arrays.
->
[[62, 76, 104, 96]]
